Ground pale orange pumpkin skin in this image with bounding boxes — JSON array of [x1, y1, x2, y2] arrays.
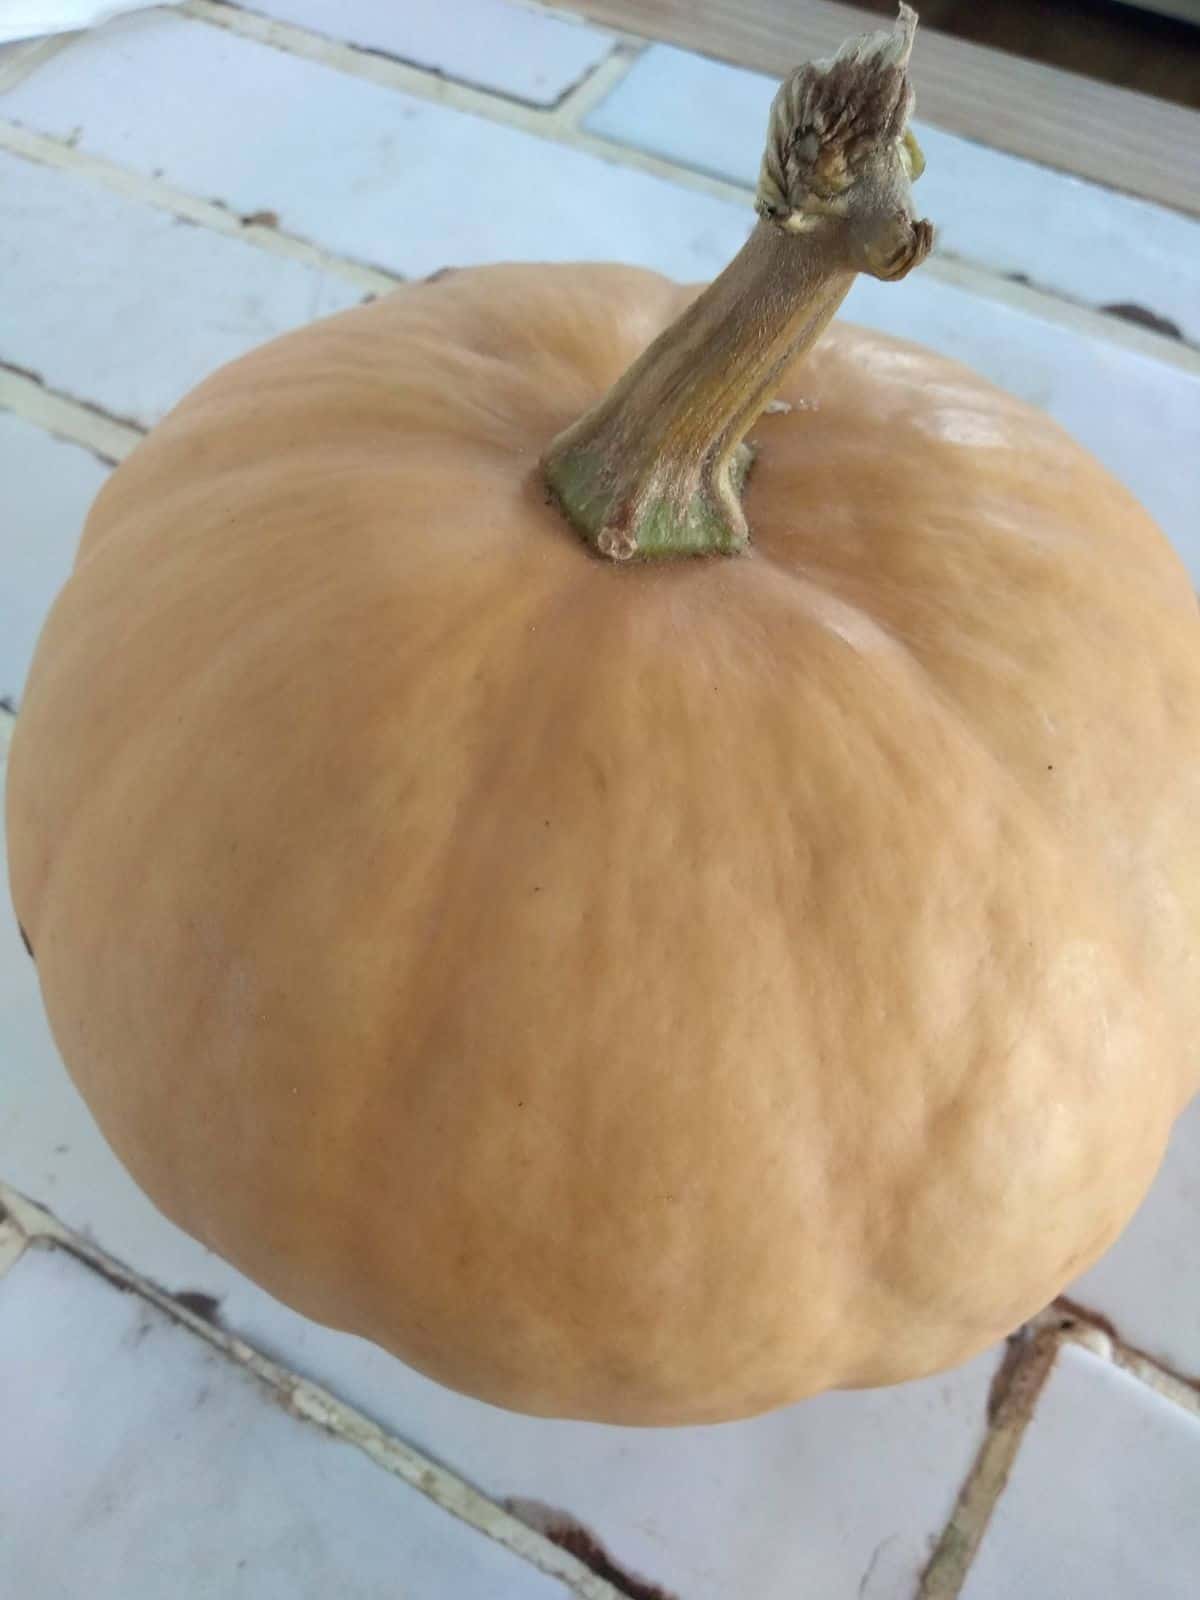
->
[[8, 264, 1200, 1424]]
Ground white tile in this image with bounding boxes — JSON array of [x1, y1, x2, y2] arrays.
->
[[585, 44, 1200, 346], [0, 816, 997, 1598], [0, 1244, 566, 1599], [960, 1343, 1200, 1599], [0, 149, 361, 426], [239, 0, 615, 106], [0, 413, 108, 705], [5, 17, 1197, 574], [0, 12, 752, 280], [585, 45, 766, 190], [1067, 1096, 1200, 1383], [841, 268, 1200, 584]]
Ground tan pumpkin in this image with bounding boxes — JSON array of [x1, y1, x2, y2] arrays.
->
[[7, 10, 1200, 1424]]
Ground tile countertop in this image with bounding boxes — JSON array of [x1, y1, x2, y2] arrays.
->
[[1, 3, 1199, 1597]]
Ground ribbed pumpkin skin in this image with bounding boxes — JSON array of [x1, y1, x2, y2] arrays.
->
[[8, 265, 1200, 1424]]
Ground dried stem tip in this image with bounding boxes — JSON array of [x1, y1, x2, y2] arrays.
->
[[543, 5, 933, 562], [758, 3, 922, 228]]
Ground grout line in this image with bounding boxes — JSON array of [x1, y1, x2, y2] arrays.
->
[[0, 31, 71, 93], [503, 116, 750, 205], [533, 0, 1200, 217], [0, 119, 402, 299], [921, 1296, 1200, 1599], [919, 1328, 1060, 1600], [0, 1181, 630, 1600], [0, 1214, 27, 1281], [921, 253, 1200, 377], [183, 0, 1200, 368], [0, 361, 144, 464], [549, 39, 641, 129], [1032, 1299, 1200, 1419], [12, 1, 1188, 378], [182, 0, 760, 207], [7, 76, 1195, 380], [1110, 1341, 1200, 1417], [178, 3, 1200, 370]]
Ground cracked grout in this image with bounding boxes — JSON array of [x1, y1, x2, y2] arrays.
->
[[0, 1181, 634, 1600]]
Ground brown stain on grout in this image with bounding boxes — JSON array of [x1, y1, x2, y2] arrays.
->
[[172, 1289, 224, 1325], [985, 1324, 1034, 1426], [505, 1498, 679, 1600], [920, 1327, 1061, 1598], [992, 267, 1191, 350], [1051, 1294, 1120, 1346], [1101, 301, 1184, 342]]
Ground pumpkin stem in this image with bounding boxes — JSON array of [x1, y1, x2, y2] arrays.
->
[[543, 4, 933, 562]]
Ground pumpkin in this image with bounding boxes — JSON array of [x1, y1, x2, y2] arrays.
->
[[7, 8, 1200, 1425]]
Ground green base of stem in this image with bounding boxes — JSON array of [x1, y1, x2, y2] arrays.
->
[[545, 443, 754, 563]]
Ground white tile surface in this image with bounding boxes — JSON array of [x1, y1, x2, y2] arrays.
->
[[0, 1243, 567, 1599], [1068, 1095, 1200, 1384], [0, 148, 362, 427], [8, 20, 1193, 575], [239, 0, 616, 106], [0, 412, 107, 704], [960, 1343, 1200, 1600], [585, 45, 766, 187], [0, 12, 753, 280], [0, 817, 998, 1599], [585, 44, 1200, 346]]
